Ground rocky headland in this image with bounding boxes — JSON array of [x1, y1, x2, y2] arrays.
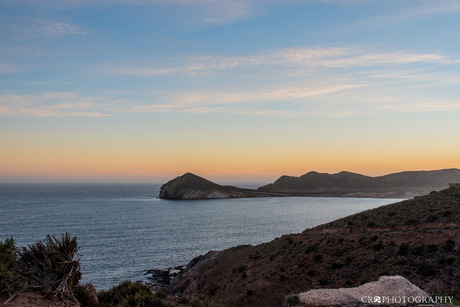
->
[[168, 186, 460, 306], [159, 172, 286, 200]]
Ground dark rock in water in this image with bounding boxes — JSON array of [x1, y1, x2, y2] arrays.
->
[[159, 172, 285, 200]]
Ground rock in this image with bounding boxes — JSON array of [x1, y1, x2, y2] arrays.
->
[[299, 276, 428, 306]]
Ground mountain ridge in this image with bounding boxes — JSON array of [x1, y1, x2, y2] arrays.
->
[[258, 168, 460, 198], [159, 168, 460, 199]]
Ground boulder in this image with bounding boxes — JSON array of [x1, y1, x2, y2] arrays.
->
[[299, 276, 428, 306]]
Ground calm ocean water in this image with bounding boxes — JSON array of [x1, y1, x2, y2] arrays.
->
[[0, 183, 401, 290]]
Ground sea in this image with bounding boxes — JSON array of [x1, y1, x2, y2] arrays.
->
[[0, 183, 402, 290]]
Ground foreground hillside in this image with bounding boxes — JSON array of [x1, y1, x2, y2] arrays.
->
[[170, 187, 460, 306]]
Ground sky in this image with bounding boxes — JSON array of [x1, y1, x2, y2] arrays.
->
[[1, 0, 460, 183]]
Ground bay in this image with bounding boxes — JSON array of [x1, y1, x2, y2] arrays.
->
[[0, 183, 401, 290]]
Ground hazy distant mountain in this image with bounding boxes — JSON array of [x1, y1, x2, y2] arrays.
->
[[258, 168, 460, 198]]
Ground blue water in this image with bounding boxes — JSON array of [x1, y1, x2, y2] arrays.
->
[[0, 183, 400, 290]]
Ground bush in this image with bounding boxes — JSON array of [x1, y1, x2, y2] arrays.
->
[[98, 280, 160, 306], [417, 262, 436, 277], [18, 232, 81, 301], [286, 294, 300, 306], [178, 296, 223, 307], [0, 238, 18, 295], [398, 243, 410, 255], [305, 243, 318, 253], [74, 283, 99, 307], [313, 254, 323, 263]]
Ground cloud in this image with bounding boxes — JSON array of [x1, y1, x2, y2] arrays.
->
[[347, 0, 460, 30], [18, 0, 271, 25], [0, 92, 111, 117], [21, 20, 86, 38], [0, 63, 25, 74], [105, 47, 456, 76], [1, 16, 86, 41]]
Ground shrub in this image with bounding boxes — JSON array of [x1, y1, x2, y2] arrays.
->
[[18, 233, 81, 301], [372, 242, 384, 251], [286, 294, 300, 306], [412, 245, 425, 256], [444, 240, 455, 252], [426, 245, 438, 253], [305, 243, 319, 253], [330, 262, 344, 270], [237, 265, 247, 273], [313, 254, 323, 263], [74, 283, 99, 307], [178, 296, 223, 307], [443, 211, 452, 217], [417, 262, 436, 277], [405, 219, 418, 226], [98, 280, 159, 306], [425, 279, 448, 296], [0, 238, 18, 295], [398, 243, 410, 255], [426, 215, 438, 223]]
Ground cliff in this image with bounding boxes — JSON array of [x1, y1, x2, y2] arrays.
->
[[170, 187, 460, 306], [159, 173, 285, 200]]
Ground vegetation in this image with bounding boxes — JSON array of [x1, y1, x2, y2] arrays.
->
[[285, 294, 300, 306], [98, 280, 172, 307], [0, 238, 18, 295], [18, 232, 81, 301], [1, 234, 223, 307]]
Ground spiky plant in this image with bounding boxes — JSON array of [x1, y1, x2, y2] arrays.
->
[[18, 232, 81, 301]]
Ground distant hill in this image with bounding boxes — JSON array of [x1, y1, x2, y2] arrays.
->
[[258, 168, 460, 198], [170, 187, 460, 307], [159, 173, 284, 200]]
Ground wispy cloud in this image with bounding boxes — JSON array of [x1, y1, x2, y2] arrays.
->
[[2, 17, 86, 40], [0, 92, 111, 117], [347, 0, 460, 30], [20, 0, 272, 25], [105, 47, 457, 76], [0, 63, 25, 74]]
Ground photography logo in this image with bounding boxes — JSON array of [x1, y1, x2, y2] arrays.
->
[[361, 295, 454, 305]]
